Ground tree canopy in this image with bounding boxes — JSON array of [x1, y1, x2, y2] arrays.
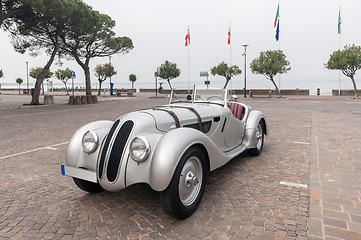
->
[[158, 60, 180, 89], [0, 0, 32, 27], [55, 68, 72, 93], [250, 50, 290, 97], [129, 74, 136, 90], [94, 63, 116, 95], [0, 69, 3, 78], [325, 44, 361, 98], [61, 1, 133, 96], [210, 62, 242, 89]]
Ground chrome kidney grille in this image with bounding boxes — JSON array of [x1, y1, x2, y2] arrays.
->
[[98, 120, 134, 182]]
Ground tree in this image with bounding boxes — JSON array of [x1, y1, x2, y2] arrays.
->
[[9, 0, 76, 104], [94, 63, 116, 95], [250, 50, 290, 97], [158, 61, 180, 90], [325, 44, 361, 99], [210, 62, 242, 89], [129, 74, 136, 91], [0, 69, 3, 78], [61, 1, 133, 96], [30, 67, 53, 94], [15, 77, 23, 94], [0, 0, 32, 27], [55, 68, 72, 93]]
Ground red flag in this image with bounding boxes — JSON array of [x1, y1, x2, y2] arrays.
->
[[227, 25, 231, 45], [185, 27, 190, 46]]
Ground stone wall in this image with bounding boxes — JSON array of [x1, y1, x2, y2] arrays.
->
[[332, 89, 361, 96]]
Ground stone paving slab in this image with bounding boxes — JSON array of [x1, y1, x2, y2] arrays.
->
[[0, 94, 361, 239]]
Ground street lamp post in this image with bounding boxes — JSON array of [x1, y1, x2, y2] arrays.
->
[[242, 44, 249, 98], [26, 62, 29, 94], [109, 56, 112, 95]]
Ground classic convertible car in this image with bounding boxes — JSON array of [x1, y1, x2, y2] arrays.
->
[[61, 87, 266, 219]]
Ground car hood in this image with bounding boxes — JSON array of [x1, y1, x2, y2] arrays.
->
[[139, 103, 223, 132]]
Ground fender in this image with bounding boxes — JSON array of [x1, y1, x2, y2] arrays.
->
[[149, 127, 228, 191], [243, 110, 266, 149], [66, 120, 114, 170]]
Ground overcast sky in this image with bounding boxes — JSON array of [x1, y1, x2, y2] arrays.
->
[[1, 0, 360, 94]]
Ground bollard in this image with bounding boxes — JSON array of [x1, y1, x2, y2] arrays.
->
[[68, 96, 75, 105], [86, 95, 93, 104], [81, 96, 87, 104], [92, 95, 98, 103], [74, 96, 81, 105], [317, 87, 320, 96]]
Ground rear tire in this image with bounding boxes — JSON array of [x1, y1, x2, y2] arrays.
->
[[160, 146, 207, 219], [73, 178, 103, 193], [248, 121, 264, 156]]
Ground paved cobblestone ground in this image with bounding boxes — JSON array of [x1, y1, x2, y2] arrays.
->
[[0, 94, 360, 239]]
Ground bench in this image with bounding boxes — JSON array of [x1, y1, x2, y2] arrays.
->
[[116, 89, 134, 97], [249, 89, 272, 98]]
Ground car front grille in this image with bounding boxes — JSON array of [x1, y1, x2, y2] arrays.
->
[[98, 119, 120, 179], [106, 120, 134, 182]]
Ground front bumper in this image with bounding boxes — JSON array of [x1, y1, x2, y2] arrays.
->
[[61, 165, 97, 183]]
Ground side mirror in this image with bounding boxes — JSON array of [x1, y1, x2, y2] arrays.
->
[[186, 95, 192, 101]]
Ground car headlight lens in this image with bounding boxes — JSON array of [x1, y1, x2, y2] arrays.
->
[[82, 131, 99, 153], [129, 136, 150, 163]]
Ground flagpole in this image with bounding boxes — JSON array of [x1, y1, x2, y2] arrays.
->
[[338, 6, 341, 96], [187, 26, 190, 94], [278, 1, 281, 93], [229, 20, 232, 93]]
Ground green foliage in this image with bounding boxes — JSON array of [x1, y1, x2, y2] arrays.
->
[[0, 0, 32, 27], [211, 62, 242, 89], [129, 74, 136, 82], [94, 63, 116, 95], [325, 44, 361, 98], [94, 63, 116, 82], [158, 60, 180, 89], [16, 77, 23, 84], [55, 68, 72, 92], [250, 50, 290, 96], [62, 1, 134, 96], [0, 69, 3, 78], [29, 67, 53, 79]]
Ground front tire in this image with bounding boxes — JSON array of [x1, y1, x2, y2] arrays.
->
[[160, 146, 207, 219], [248, 121, 265, 156], [73, 178, 103, 193]]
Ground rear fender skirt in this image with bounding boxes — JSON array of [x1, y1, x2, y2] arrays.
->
[[243, 110, 266, 149], [149, 128, 230, 191]]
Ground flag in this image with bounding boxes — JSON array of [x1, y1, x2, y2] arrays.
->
[[274, 4, 280, 41], [274, 4, 280, 27], [227, 25, 231, 45], [275, 20, 280, 41], [338, 7, 341, 34], [185, 27, 190, 46]]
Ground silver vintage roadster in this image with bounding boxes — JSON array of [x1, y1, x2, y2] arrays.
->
[[61, 87, 266, 219]]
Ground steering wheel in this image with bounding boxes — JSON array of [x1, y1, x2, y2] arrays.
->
[[207, 96, 223, 101]]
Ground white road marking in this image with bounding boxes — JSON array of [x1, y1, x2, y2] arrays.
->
[[280, 181, 308, 188], [0, 142, 68, 160], [294, 141, 311, 145]]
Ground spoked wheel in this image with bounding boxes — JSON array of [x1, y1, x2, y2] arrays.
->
[[160, 146, 207, 219], [248, 121, 264, 156]]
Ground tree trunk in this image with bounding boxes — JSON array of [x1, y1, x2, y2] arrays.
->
[[18, 84, 20, 94], [270, 77, 281, 97], [350, 75, 358, 99], [73, 52, 92, 96], [30, 44, 58, 105], [98, 81, 102, 96], [132, 81, 134, 91], [64, 83, 68, 94]]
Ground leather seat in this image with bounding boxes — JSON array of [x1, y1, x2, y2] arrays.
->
[[228, 102, 244, 120]]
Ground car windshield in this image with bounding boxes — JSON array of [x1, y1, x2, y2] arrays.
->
[[168, 86, 228, 105], [193, 88, 226, 103]]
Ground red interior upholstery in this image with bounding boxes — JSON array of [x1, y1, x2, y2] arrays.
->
[[228, 102, 244, 120]]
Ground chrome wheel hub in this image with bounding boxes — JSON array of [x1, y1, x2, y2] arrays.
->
[[179, 156, 203, 206]]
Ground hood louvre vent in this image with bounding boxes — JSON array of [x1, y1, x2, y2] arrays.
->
[[106, 120, 134, 182], [98, 119, 120, 179]]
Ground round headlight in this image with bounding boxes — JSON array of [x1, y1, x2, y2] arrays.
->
[[82, 131, 99, 153], [129, 136, 151, 163]]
